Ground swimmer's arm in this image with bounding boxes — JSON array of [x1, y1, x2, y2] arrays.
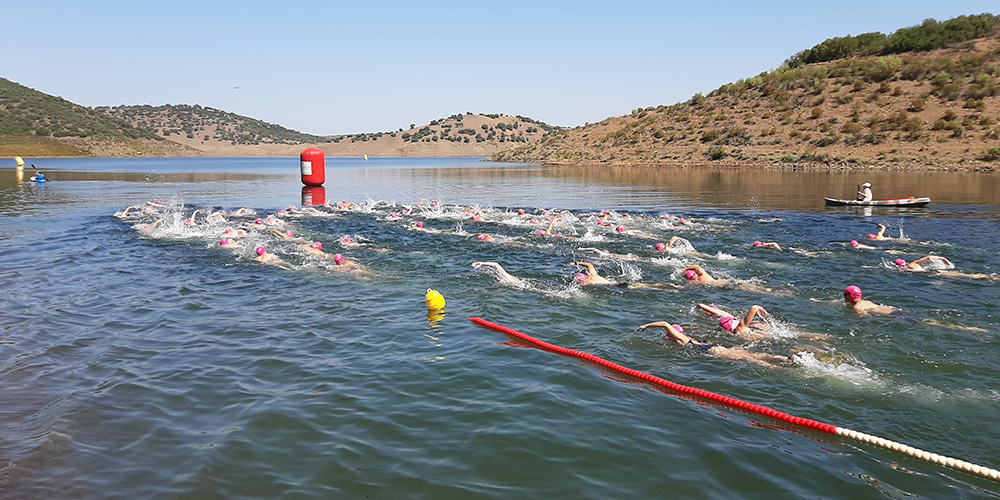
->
[[668, 236, 689, 247], [697, 303, 731, 317], [636, 322, 692, 345], [744, 305, 768, 324], [763, 242, 782, 250]]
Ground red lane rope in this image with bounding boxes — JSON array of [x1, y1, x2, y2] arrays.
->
[[469, 317, 837, 434]]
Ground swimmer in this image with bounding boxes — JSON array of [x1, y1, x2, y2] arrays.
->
[[635, 321, 791, 368], [472, 261, 521, 283], [540, 211, 574, 237], [118, 205, 145, 218], [682, 265, 774, 293], [222, 227, 246, 237], [254, 246, 292, 269], [847, 239, 876, 250], [340, 235, 361, 247], [866, 223, 896, 241], [268, 228, 302, 241], [219, 237, 240, 249], [892, 256, 953, 272], [577, 247, 642, 261], [228, 207, 255, 217], [614, 225, 655, 238], [330, 253, 369, 273], [474, 233, 496, 242], [138, 219, 163, 235], [299, 241, 327, 258], [569, 261, 614, 285], [843, 285, 896, 316], [697, 303, 771, 341], [752, 241, 782, 251]]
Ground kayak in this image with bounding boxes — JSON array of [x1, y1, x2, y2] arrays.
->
[[824, 196, 930, 207]]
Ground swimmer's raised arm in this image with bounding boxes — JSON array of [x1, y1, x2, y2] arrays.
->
[[668, 236, 690, 248], [697, 303, 733, 318], [635, 321, 694, 345], [472, 261, 517, 281]]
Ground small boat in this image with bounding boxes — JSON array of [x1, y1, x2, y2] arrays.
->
[[824, 196, 930, 207]]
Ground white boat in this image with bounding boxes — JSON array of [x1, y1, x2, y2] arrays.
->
[[824, 196, 930, 207]]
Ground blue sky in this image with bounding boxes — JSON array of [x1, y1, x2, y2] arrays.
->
[[3, 1, 997, 135]]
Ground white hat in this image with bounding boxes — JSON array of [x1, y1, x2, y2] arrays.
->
[[862, 182, 871, 187]]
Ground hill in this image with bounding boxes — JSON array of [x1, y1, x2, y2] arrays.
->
[[103, 106, 561, 157], [494, 14, 1000, 171], [1, 78, 562, 158], [0, 78, 196, 157]]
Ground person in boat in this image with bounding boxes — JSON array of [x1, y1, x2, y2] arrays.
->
[[634, 321, 792, 368], [857, 182, 873, 202], [30, 169, 46, 182], [843, 285, 895, 315]]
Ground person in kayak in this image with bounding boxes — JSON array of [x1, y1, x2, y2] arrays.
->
[[857, 182, 873, 201]]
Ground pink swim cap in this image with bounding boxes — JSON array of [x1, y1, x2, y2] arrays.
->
[[255, 246, 267, 256], [616, 225, 625, 233], [575, 273, 588, 284], [867, 233, 876, 239], [184, 219, 193, 226], [390, 212, 397, 218], [286, 231, 293, 237], [530, 219, 539, 224], [719, 316, 738, 332], [894, 258, 906, 266], [220, 238, 230, 246], [277, 209, 286, 214], [685, 270, 697, 280], [545, 217, 552, 222], [343, 236, 353, 244], [333, 253, 345, 265], [850, 240, 859, 247], [518, 209, 525, 215], [753, 241, 763, 247], [224, 228, 233, 234], [537, 229, 545, 235], [312, 241, 322, 250], [255, 218, 263, 224], [679, 218, 687, 223], [415, 221, 424, 228], [431, 201, 439, 207], [477, 234, 487, 240], [266, 217, 274, 223], [844, 285, 863, 300], [672, 324, 684, 334], [655, 243, 666, 251], [402, 210, 410, 215]]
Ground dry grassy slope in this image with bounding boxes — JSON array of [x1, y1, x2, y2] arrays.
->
[[494, 33, 1000, 171], [111, 111, 555, 157]]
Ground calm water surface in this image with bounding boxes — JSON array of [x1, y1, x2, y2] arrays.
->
[[1, 157, 999, 499]]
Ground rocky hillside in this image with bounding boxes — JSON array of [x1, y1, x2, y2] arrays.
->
[[494, 15, 1000, 171]]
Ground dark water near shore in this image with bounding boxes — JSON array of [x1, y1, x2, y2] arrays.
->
[[1, 157, 999, 499]]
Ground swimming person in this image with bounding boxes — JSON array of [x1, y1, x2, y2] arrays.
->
[[254, 246, 292, 269], [857, 182, 873, 202], [330, 253, 369, 273], [893, 256, 953, 272], [843, 285, 896, 315], [697, 303, 771, 341], [219, 238, 240, 249], [472, 261, 522, 283], [634, 321, 792, 367], [752, 241, 782, 251], [299, 241, 327, 258], [682, 265, 775, 293], [474, 233, 496, 242], [569, 261, 614, 285], [866, 223, 901, 241]]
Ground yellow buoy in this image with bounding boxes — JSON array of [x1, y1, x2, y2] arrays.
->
[[425, 288, 445, 311], [363, 154, 368, 161], [15, 156, 24, 168]]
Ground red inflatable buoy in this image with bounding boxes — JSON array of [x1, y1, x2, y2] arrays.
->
[[300, 148, 325, 187]]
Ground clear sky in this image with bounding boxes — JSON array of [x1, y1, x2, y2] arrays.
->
[[3, 1, 997, 135]]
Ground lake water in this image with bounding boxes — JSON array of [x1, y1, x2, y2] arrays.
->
[[1, 157, 999, 499]]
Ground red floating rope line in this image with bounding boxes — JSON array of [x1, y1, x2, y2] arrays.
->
[[469, 317, 836, 434], [469, 317, 1000, 481]]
